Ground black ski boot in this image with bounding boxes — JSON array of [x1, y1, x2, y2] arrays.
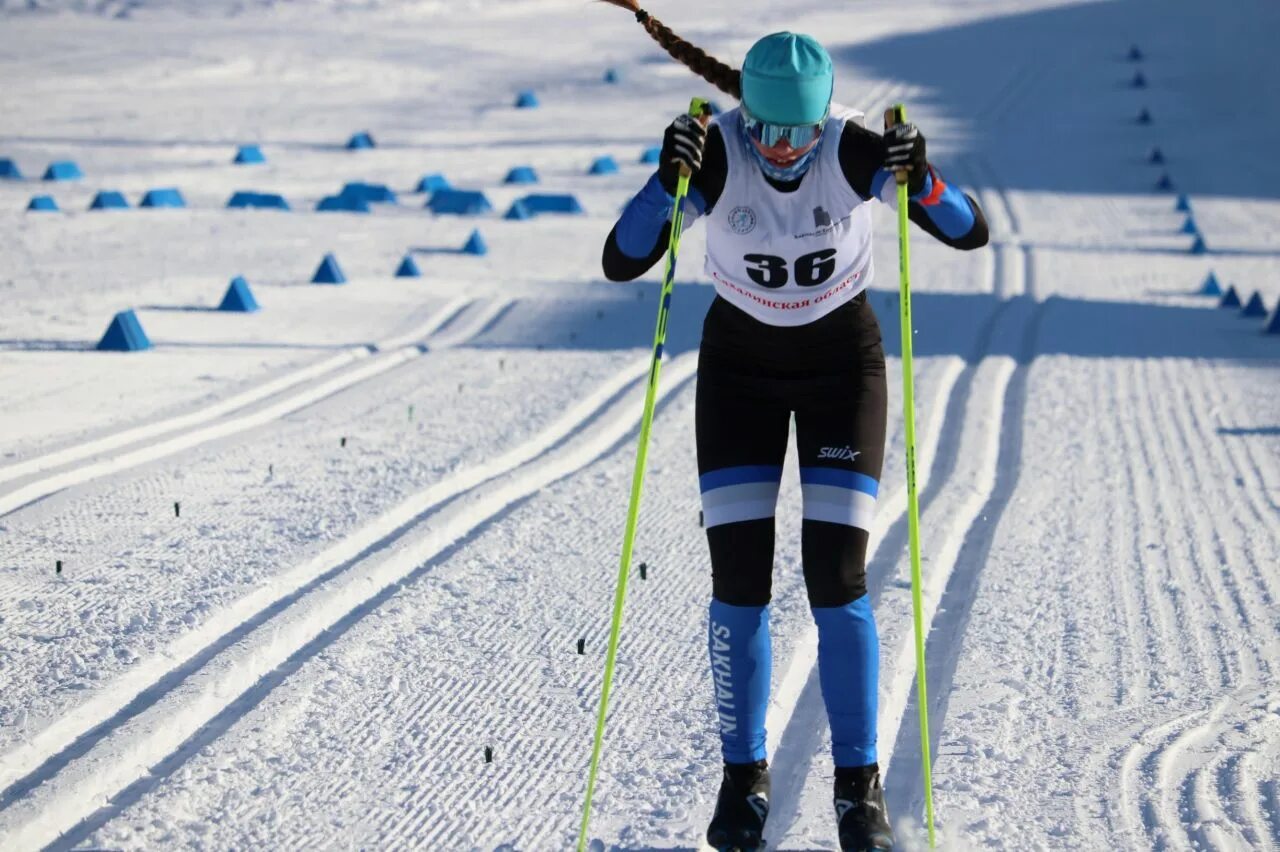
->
[[834, 764, 893, 851], [706, 759, 770, 851]]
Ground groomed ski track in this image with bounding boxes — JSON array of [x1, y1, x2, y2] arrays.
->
[[0, 296, 504, 517], [1, 348, 699, 850]]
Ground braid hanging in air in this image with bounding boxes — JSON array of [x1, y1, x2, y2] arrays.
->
[[597, 0, 742, 99]]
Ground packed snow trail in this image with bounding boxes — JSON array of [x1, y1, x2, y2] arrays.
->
[[0, 297, 496, 516], [3, 353, 695, 850]]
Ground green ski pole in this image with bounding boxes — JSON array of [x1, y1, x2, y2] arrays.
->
[[576, 96, 710, 852], [885, 102, 937, 849]]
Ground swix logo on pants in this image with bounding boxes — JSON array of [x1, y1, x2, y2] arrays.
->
[[818, 445, 861, 462]]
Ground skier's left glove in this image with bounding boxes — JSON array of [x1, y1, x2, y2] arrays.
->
[[657, 113, 707, 196], [883, 123, 928, 195]]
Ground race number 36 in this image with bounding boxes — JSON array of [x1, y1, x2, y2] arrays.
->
[[743, 249, 837, 288]]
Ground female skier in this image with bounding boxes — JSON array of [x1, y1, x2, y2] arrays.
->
[[600, 6, 988, 850]]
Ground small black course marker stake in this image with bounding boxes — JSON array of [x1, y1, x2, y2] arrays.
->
[[484, 746, 493, 763], [639, 562, 647, 580], [577, 638, 585, 655], [56, 560, 62, 575], [340, 436, 347, 448]]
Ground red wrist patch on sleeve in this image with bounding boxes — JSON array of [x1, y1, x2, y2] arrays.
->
[[919, 165, 947, 207]]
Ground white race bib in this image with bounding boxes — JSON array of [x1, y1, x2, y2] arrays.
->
[[704, 104, 875, 327]]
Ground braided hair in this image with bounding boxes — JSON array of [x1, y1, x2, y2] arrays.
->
[[598, 0, 742, 100]]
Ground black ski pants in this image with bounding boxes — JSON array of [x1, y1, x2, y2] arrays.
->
[[695, 294, 888, 608]]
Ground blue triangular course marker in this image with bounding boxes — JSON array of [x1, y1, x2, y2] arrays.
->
[[27, 195, 58, 211], [1219, 285, 1241, 309], [514, 90, 539, 108], [416, 173, 451, 193], [227, 191, 290, 210], [1131, 71, 1147, 88], [1180, 216, 1198, 235], [1190, 235, 1207, 255], [1198, 272, 1222, 296], [340, 182, 397, 204], [640, 146, 662, 164], [1175, 194, 1191, 212], [1265, 304, 1280, 335], [346, 131, 376, 150], [588, 156, 619, 175], [1149, 147, 1165, 165], [519, 193, 585, 215], [219, 276, 260, 312], [317, 194, 371, 213], [234, 144, 266, 165], [504, 200, 533, 221], [1241, 292, 1268, 318], [427, 189, 493, 216], [96, 309, 152, 352], [0, 158, 21, 179], [89, 190, 129, 210], [1136, 108, 1152, 125], [395, 254, 421, 278], [1155, 173, 1174, 191], [462, 230, 488, 256], [1128, 45, 1143, 61], [141, 188, 186, 208], [604, 68, 620, 84], [312, 253, 347, 284], [504, 166, 539, 185], [43, 160, 83, 181]]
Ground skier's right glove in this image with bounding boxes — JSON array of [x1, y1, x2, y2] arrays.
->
[[657, 113, 707, 196]]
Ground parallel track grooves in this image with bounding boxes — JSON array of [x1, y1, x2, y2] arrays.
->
[[0, 296, 498, 518], [0, 352, 695, 850]]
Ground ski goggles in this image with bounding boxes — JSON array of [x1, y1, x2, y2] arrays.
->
[[740, 104, 828, 149]]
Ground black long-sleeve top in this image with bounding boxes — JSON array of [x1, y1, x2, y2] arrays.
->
[[602, 120, 989, 282]]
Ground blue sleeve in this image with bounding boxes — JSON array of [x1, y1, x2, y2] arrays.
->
[[870, 165, 988, 250], [871, 166, 983, 245], [908, 168, 977, 240], [614, 172, 706, 259]]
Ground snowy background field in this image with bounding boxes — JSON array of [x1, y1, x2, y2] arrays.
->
[[1, 0, 1278, 848]]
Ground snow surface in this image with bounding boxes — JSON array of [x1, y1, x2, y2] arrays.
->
[[1, 0, 1278, 848]]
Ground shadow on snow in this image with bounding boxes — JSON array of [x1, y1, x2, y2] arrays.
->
[[827, 0, 1280, 200], [466, 282, 1280, 365]]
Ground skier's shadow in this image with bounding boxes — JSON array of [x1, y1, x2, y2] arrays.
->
[[466, 281, 1279, 365]]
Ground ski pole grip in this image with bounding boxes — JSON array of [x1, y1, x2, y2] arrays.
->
[[679, 97, 713, 179], [884, 103, 909, 187]]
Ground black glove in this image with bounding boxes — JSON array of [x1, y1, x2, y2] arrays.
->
[[883, 122, 928, 195], [657, 113, 707, 195]]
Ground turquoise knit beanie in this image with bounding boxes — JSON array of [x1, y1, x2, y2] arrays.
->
[[740, 32, 834, 125]]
